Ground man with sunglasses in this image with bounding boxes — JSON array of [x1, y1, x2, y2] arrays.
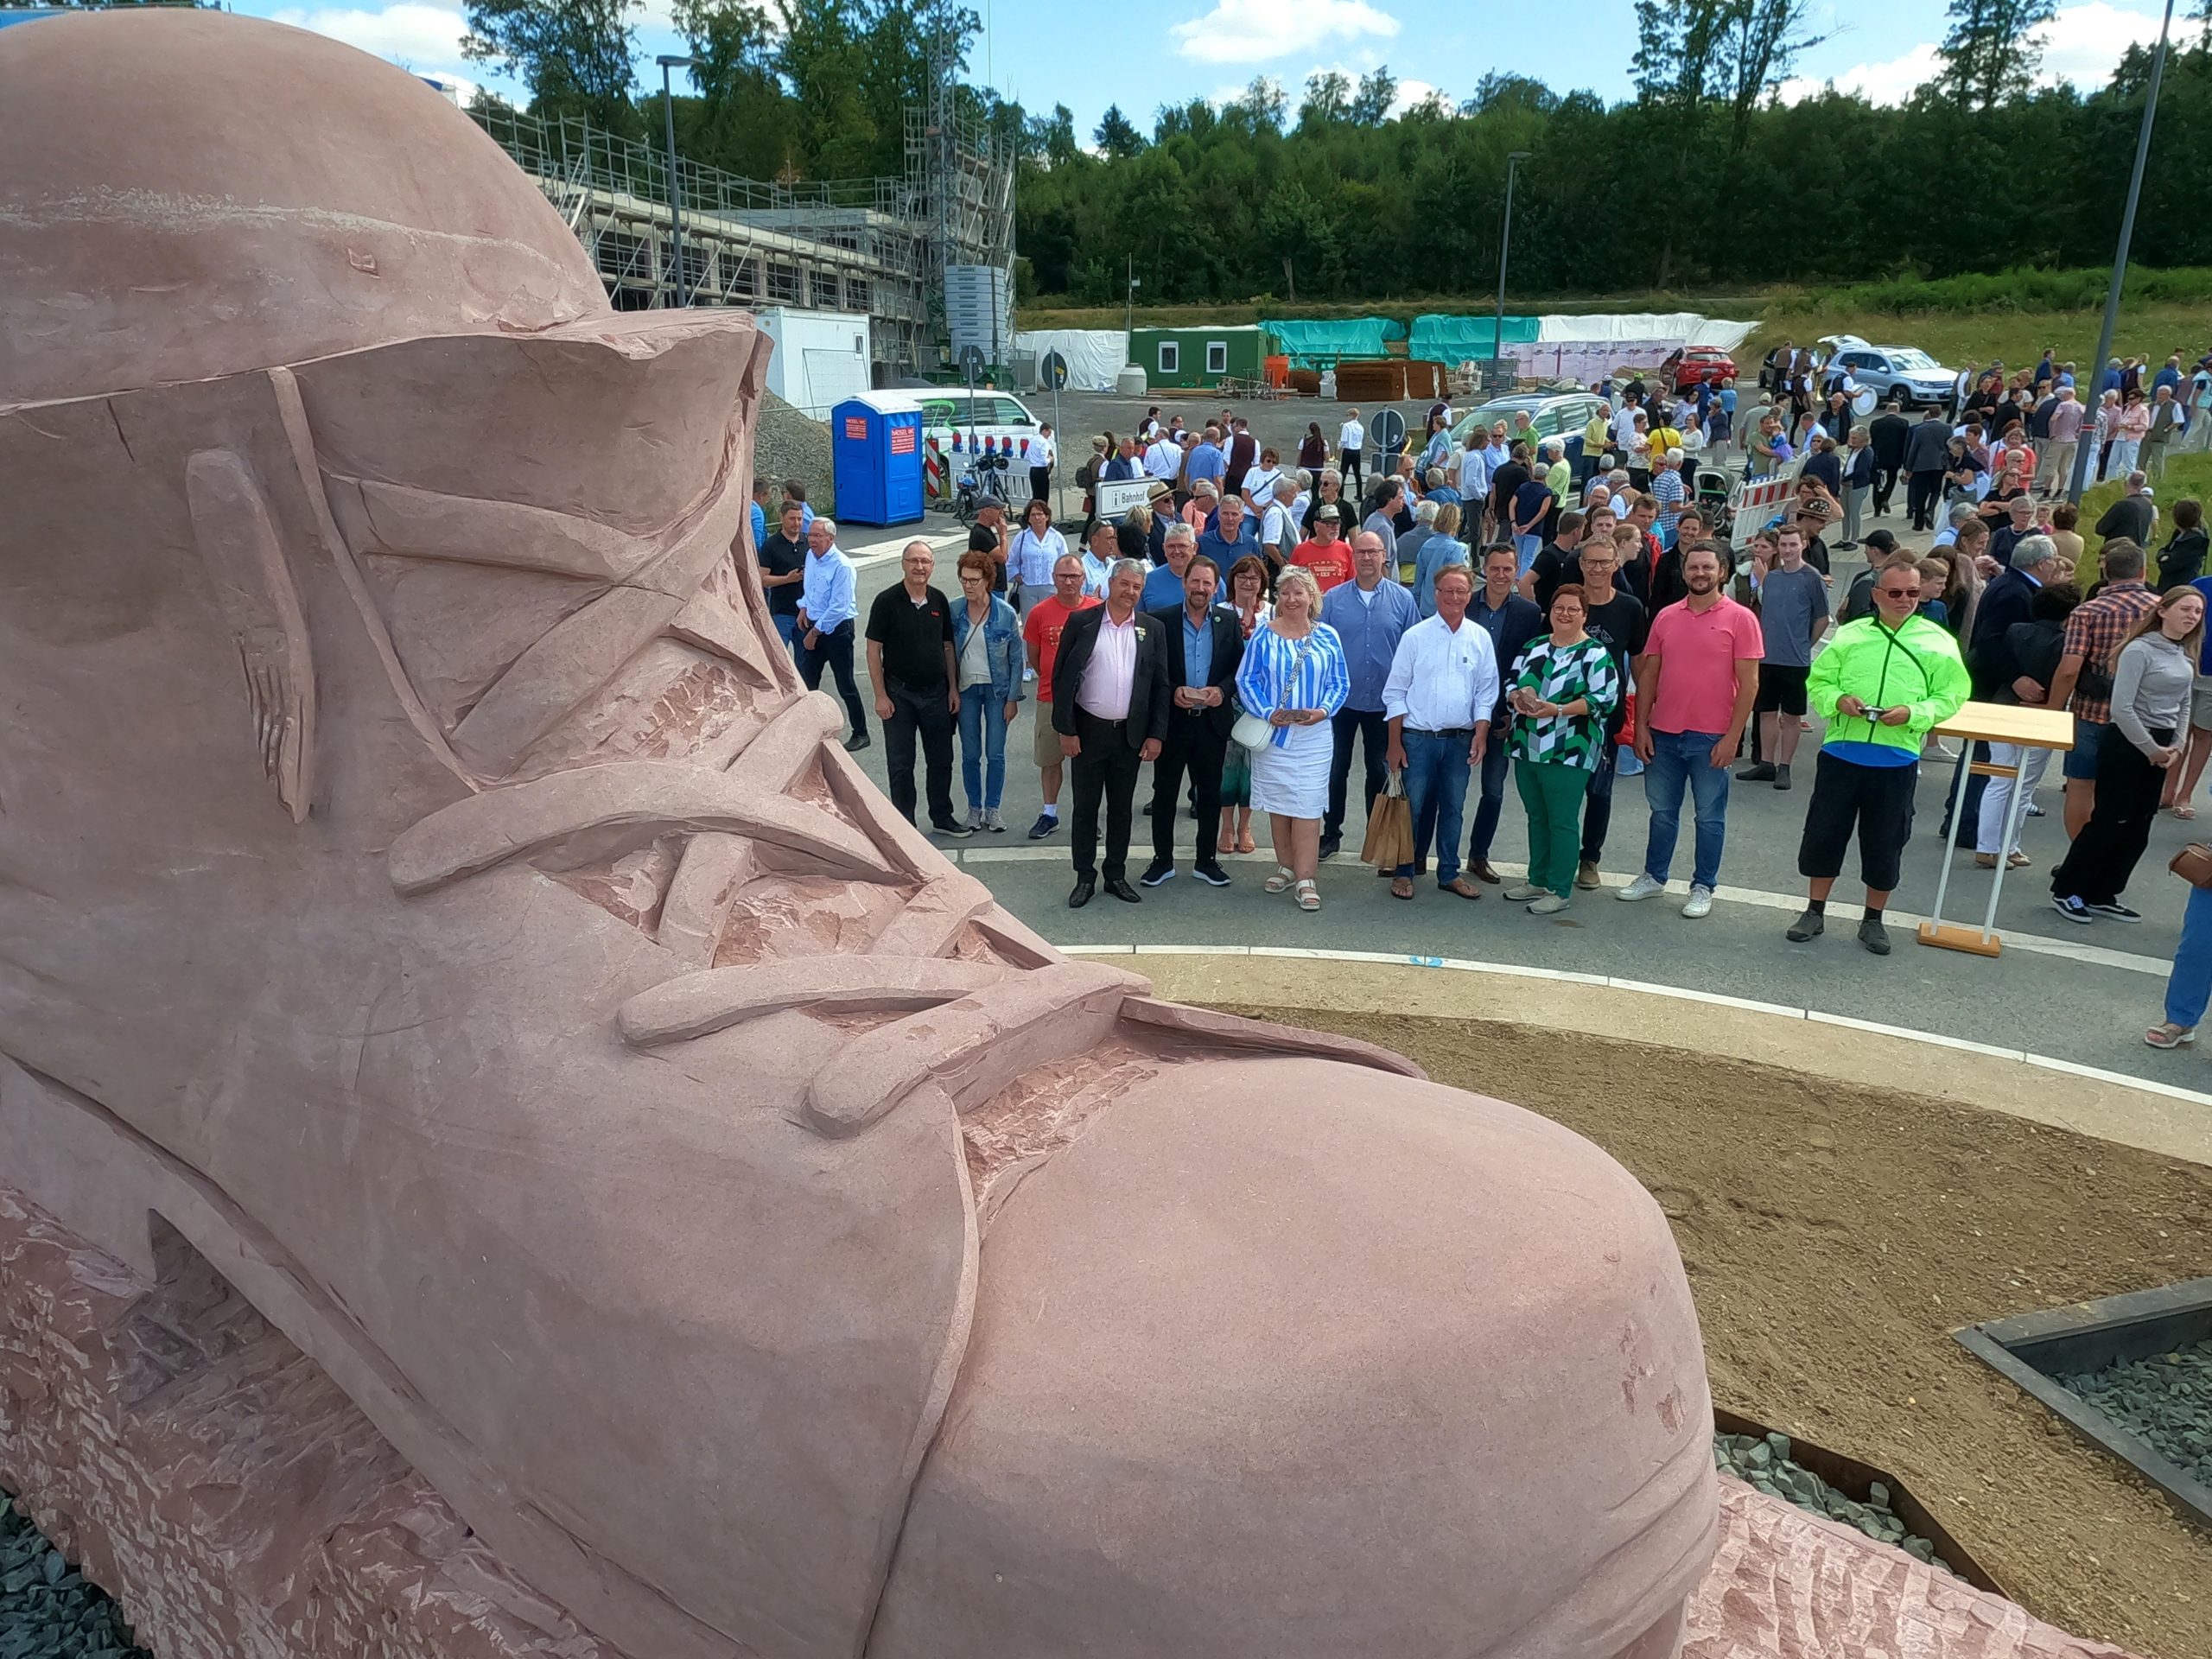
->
[[1787, 564, 1970, 954]]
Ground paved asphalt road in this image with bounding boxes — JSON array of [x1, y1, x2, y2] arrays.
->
[[804, 521, 2209, 1096]]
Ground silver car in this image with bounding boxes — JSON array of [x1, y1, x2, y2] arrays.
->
[[1446, 391, 1611, 454], [1817, 334, 1956, 410]]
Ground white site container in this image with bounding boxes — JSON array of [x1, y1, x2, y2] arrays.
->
[[754, 308, 872, 420]]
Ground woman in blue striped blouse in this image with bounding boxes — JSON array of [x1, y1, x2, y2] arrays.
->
[[1234, 564, 1351, 912]]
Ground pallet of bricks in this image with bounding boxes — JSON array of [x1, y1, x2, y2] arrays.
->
[[1331, 360, 1452, 403]]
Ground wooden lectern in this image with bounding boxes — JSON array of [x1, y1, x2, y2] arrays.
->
[[1920, 702, 2075, 957]]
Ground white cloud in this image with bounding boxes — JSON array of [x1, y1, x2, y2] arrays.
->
[[1778, 0, 2169, 105], [270, 2, 471, 71], [1389, 76, 1440, 116], [1171, 0, 1398, 67]]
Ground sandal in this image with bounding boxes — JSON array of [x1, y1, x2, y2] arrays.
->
[[1390, 876, 1415, 900], [1294, 878, 1321, 912], [1217, 828, 1236, 855], [2177, 804, 2197, 821], [1237, 828, 1256, 855], [1264, 865, 1296, 893], [2145, 1023, 2196, 1050]]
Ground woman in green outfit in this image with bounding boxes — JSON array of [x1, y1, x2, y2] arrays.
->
[[1504, 584, 1622, 913]]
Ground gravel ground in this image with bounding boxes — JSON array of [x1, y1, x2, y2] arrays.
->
[[1713, 1430, 1954, 1571], [0, 1497, 147, 1659], [1213, 1008, 2212, 1659], [2061, 1338, 2212, 1488], [754, 389, 835, 505]]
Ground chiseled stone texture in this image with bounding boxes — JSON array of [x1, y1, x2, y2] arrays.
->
[[0, 1186, 624, 1659]]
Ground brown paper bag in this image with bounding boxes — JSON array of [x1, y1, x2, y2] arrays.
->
[[1361, 770, 1415, 870]]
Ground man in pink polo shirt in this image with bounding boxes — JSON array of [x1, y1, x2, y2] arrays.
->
[[1618, 540, 1764, 918]]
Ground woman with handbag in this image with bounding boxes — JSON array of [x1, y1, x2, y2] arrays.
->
[[2052, 586, 2206, 923], [1216, 556, 1273, 857], [1234, 565, 1350, 912], [1502, 585, 1620, 914]]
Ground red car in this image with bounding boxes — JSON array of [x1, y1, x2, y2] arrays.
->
[[1662, 346, 1737, 391]]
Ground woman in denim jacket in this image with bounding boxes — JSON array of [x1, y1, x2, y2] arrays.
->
[[951, 550, 1026, 830]]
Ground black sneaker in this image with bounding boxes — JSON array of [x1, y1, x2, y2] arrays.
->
[[842, 732, 872, 753], [2088, 901, 2144, 922], [1316, 835, 1342, 861], [1772, 763, 1792, 791], [1858, 914, 1892, 956], [1192, 861, 1232, 887], [1784, 907, 1824, 943], [1735, 762, 1776, 782], [1027, 812, 1058, 839], [931, 817, 975, 839], [1140, 858, 1176, 887], [2052, 894, 2095, 925]]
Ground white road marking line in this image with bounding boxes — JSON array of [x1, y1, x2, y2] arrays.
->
[[1066, 944, 2212, 1111]]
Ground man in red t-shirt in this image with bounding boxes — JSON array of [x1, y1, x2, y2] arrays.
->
[[1618, 540, 1763, 917], [1290, 505, 1355, 591], [1020, 552, 1103, 839]]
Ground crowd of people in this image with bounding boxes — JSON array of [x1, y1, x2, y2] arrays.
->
[[751, 369, 2212, 1027]]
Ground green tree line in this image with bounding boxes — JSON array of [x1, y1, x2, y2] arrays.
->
[[451, 0, 2212, 302]]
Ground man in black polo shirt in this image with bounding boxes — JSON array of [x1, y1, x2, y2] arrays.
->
[[758, 499, 809, 656], [865, 541, 971, 838]]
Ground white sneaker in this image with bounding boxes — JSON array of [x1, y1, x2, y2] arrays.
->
[[1617, 873, 1666, 902], [983, 807, 1005, 832], [967, 805, 985, 830], [1527, 892, 1571, 915], [1502, 881, 1546, 902], [1681, 885, 1714, 918]]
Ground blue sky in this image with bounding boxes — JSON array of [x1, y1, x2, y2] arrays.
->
[[234, 0, 2178, 139]]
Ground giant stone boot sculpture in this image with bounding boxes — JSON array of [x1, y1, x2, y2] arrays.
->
[[0, 12, 1719, 1657]]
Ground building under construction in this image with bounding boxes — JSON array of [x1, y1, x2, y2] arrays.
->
[[471, 98, 1014, 381]]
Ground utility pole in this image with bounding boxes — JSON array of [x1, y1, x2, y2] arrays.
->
[[1493, 150, 1529, 387], [1124, 251, 1138, 339], [2068, 0, 2176, 502], [656, 55, 696, 308]]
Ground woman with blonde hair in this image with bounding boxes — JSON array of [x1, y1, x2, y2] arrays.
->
[[1235, 563, 1350, 912]]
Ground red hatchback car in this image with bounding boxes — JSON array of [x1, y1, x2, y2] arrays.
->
[[1662, 346, 1737, 390]]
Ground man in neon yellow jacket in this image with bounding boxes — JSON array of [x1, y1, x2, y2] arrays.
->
[[1788, 566, 1972, 954]]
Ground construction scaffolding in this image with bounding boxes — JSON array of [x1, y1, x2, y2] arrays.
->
[[905, 79, 1017, 367], [472, 105, 933, 373]]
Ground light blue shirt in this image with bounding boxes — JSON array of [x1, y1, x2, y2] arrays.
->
[[1181, 608, 1216, 690], [800, 545, 858, 633], [1188, 442, 1227, 483], [1141, 563, 1186, 613], [1319, 577, 1421, 712], [749, 499, 767, 550]]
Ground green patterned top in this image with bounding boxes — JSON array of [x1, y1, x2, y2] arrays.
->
[[1505, 634, 1621, 770]]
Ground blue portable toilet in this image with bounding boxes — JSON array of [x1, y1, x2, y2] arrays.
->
[[831, 395, 925, 527]]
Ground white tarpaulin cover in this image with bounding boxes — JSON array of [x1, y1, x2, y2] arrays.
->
[[1533, 312, 1757, 350], [1014, 330, 1128, 392]]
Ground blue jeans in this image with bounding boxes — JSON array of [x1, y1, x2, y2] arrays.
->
[[1514, 532, 1543, 577], [1464, 728, 1513, 862], [958, 685, 1009, 810], [1395, 728, 1473, 884], [772, 611, 798, 653], [2166, 885, 2212, 1028], [1641, 728, 1731, 890]]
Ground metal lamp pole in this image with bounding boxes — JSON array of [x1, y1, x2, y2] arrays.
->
[[2068, 0, 2174, 502], [657, 54, 697, 308], [1493, 150, 1530, 383]]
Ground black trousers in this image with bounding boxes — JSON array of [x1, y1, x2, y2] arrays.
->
[[1030, 465, 1052, 503], [1905, 469, 1944, 531], [1071, 709, 1142, 881], [798, 621, 868, 740], [1797, 750, 1918, 891], [2052, 727, 2172, 906], [1339, 448, 1364, 495], [1872, 461, 1901, 514], [1325, 707, 1390, 842], [1153, 714, 1227, 868], [883, 677, 956, 828]]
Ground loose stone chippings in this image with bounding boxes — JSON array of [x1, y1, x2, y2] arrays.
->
[[2059, 1338, 2212, 1488], [0, 1495, 150, 1659], [1711, 1433, 1956, 1573]]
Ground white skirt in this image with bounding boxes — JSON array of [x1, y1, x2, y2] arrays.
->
[[1249, 719, 1332, 818]]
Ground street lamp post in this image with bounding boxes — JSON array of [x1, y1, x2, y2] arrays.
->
[[1493, 150, 1530, 385], [657, 54, 697, 308], [2068, 0, 2175, 502]]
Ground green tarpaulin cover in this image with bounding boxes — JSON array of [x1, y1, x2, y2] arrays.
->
[[1263, 316, 1406, 366], [1408, 315, 1541, 360]]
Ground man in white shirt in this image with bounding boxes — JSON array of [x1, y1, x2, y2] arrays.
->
[[1027, 422, 1056, 505], [1338, 408, 1366, 495], [1382, 561, 1498, 900], [1143, 429, 1180, 480], [1262, 474, 1300, 569], [795, 517, 870, 751]]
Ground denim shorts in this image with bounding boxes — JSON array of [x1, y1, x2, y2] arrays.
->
[[2062, 716, 2106, 781]]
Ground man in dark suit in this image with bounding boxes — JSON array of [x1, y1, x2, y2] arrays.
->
[[1945, 534, 2060, 838], [1141, 555, 1244, 890], [1868, 398, 1911, 518], [1052, 557, 1171, 906]]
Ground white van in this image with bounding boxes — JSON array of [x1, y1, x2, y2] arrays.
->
[[874, 390, 1046, 462]]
